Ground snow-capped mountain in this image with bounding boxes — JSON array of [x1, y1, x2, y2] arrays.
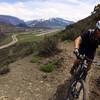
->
[[26, 17, 74, 28]]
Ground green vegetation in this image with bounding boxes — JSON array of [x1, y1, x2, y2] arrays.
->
[[58, 4, 100, 41], [0, 23, 25, 33], [17, 29, 61, 43], [45, 30, 61, 37], [17, 34, 44, 43], [0, 34, 12, 46], [63, 40, 72, 44], [40, 63, 54, 73], [0, 28, 61, 47], [17, 31, 36, 35], [38, 35, 60, 56], [31, 56, 42, 63], [0, 41, 35, 67], [16, 30, 61, 57], [0, 29, 61, 66]]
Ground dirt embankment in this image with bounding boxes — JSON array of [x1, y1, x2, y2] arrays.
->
[[89, 56, 100, 100], [0, 42, 99, 100], [0, 42, 74, 100]]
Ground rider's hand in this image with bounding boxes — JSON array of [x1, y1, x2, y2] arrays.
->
[[73, 48, 85, 59], [73, 48, 79, 56]]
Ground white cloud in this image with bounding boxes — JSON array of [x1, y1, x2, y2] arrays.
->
[[0, 2, 34, 20], [0, 0, 99, 21]]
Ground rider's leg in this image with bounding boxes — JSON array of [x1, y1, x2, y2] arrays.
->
[[86, 52, 95, 72], [83, 61, 92, 80], [87, 61, 92, 72], [70, 59, 80, 75]]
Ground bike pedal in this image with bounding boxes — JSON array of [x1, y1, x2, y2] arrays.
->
[[74, 93, 79, 99], [71, 90, 79, 99]]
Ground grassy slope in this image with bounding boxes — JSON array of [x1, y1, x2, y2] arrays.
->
[[17, 29, 61, 43], [0, 33, 13, 46], [58, 10, 100, 40], [17, 34, 44, 42]]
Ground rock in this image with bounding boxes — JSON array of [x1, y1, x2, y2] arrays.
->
[[0, 66, 10, 75], [42, 73, 47, 79], [0, 96, 8, 100], [40, 81, 44, 83], [15, 97, 21, 100]]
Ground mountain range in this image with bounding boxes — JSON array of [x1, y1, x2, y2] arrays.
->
[[26, 18, 74, 29], [0, 15, 27, 27], [0, 15, 74, 29]]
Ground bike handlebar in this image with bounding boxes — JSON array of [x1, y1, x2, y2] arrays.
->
[[73, 51, 85, 59], [73, 52, 92, 62]]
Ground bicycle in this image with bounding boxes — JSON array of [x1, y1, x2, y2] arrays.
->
[[66, 52, 92, 100]]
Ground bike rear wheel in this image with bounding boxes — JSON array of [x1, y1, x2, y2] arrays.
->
[[66, 78, 86, 100]]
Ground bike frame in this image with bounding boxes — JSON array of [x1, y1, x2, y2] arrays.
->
[[66, 56, 91, 100], [74, 58, 88, 81]]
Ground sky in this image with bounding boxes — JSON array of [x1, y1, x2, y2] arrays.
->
[[0, 0, 99, 22]]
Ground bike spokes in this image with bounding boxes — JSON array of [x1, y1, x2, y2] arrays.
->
[[67, 79, 86, 100]]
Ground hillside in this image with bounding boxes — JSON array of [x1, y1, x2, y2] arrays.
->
[[0, 42, 74, 100], [59, 4, 100, 40], [0, 15, 30, 40], [0, 23, 19, 33], [0, 15, 27, 27], [0, 42, 99, 100], [0, 23, 28, 43]]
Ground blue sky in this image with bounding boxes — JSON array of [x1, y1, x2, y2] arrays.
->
[[0, 0, 99, 21]]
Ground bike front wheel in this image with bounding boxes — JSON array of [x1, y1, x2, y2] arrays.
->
[[66, 78, 87, 100]]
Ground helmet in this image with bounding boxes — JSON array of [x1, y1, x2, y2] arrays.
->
[[96, 20, 100, 29]]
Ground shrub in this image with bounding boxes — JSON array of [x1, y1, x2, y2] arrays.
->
[[38, 36, 60, 56], [63, 40, 72, 44], [40, 63, 54, 73], [31, 56, 41, 63]]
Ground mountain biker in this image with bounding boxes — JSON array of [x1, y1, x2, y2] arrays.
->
[[70, 20, 100, 76]]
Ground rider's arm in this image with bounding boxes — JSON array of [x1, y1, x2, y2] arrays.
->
[[74, 36, 82, 49]]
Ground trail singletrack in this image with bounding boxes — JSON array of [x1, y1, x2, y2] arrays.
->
[[0, 34, 18, 49]]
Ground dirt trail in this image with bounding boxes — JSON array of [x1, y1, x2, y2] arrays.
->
[[35, 29, 60, 36], [0, 34, 18, 49], [0, 42, 99, 100]]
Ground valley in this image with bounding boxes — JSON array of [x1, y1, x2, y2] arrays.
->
[[0, 3, 99, 100]]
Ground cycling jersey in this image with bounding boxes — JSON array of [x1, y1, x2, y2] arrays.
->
[[79, 29, 99, 59]]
